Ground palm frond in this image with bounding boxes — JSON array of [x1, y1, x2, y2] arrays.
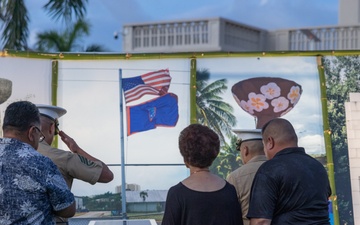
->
[[43, 0, 88, 24], [1, 0, 29, 50]]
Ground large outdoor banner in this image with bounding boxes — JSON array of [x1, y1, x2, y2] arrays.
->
[[1, 53, 357, 224]]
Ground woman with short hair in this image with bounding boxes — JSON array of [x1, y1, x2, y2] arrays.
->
[[162, 124, 243, 225]]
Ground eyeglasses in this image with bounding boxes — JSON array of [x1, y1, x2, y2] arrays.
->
[[54, 119, 60, 135], [33, 126, 45, 142]]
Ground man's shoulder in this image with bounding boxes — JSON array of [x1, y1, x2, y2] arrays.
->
[[229, 162, 263, 178], [38, 142, 70, 156]]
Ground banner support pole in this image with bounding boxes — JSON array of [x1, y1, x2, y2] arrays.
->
[[119, 69, 127, 219], [317, 56, 339, 225]]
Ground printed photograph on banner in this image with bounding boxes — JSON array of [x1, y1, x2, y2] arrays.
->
[[57, 59, 191, 195], [196, 57, 325, 177], [0, 58, 52, 135], [121, 69, 179, 136]]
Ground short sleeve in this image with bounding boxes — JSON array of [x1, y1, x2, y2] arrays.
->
[[66, 153, 103, 185], [46, 161, 75, 211]]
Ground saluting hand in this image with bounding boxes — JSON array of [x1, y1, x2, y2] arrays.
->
[[58, 130, 80, 153]]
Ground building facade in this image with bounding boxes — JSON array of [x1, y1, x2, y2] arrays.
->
[[122, 0, 360, 53], [115, 183, 141, 193], [345, 93, 360, 223], [122, 17, 267, 53]]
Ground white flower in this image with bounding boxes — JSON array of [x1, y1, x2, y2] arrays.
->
[[248, 92, 269, 112], [0, 213, 12, 225], [271, 97, 289, 113], [16, 149, 32, 158], [239, 100, 255, 114], [20, 200, 37, 216], [13, 174, 42, 191], [287, 86, 301, 105], [260, 82, 281, 100]]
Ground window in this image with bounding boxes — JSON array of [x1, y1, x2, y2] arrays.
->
[[193, 23, 200, 44], [133, 27, 142, 48], [168, 25, 174, 46], [176, 25, 182, 45], [151, 27, 158, 46], [159, 25, 166, 46], [184, 23, 191, 45], [143, 27, 150, 47]]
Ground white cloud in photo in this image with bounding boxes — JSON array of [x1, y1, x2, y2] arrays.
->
[[298, 134, 325, 154]]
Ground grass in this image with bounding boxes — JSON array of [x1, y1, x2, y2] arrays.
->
[[128, 212, 164, 223]]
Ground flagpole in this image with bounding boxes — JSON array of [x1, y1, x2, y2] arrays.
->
[[119, 69, 127, 219]]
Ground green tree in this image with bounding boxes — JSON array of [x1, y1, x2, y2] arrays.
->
[[196, 68, 239, 178], [210, 134, 241, 179], [322, 55, 360, 225], [139, 191, 148, 202], [196, 69, 237, 143], [35, 19, 106, 52], [0, 0, 88, 50]]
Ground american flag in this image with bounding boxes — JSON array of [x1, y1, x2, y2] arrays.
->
[[122, 69, 171, 103]]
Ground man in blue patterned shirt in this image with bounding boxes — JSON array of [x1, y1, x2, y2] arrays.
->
[[0, 101, 75, 224]]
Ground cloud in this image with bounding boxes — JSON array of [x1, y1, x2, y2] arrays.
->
[[298, 134, 325, 154]]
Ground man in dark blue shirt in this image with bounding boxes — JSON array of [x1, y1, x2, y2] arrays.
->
[[247, 118, 331, 225]]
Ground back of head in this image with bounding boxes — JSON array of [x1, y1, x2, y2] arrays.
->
[[3, 101, 40, 133], [246, 140, 265, 156], [262, 118, 298, 148], [179, 124, 220, 168]]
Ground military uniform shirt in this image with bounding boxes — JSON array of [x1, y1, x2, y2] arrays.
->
[[227, 155, 267, 225], [37, 141, 103, 189]]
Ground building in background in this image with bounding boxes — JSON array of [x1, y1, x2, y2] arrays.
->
[[115, 183, 141, 193], [345, 93, 360, 224], [126, 190, 168, 213], [122, 0, 360, 53]]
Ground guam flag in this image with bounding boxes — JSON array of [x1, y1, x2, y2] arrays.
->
[[126, 93, 179, 135]]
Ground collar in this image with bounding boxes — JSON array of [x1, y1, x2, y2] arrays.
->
[[274, 147, 305, 158], [248, 155, 267, 163]]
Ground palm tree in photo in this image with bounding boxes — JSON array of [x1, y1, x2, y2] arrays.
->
[[0, 0, 88, 50], [35, 19, 106, 52], [139, 191, 148, 202], [196, 68, 237, 143], [210, 133, 241, 179]]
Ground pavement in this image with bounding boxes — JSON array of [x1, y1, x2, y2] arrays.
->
[[75, 211, 112, 218]]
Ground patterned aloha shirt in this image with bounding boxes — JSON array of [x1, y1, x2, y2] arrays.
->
[[0, 138, 75, 225]]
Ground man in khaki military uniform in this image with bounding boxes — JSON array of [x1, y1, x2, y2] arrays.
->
[[227, 129, 267, 225], [36, 104, 114, 224]]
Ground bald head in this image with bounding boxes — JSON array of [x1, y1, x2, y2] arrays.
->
[[239, 139, 264, 164], [261, 118, 298, 159], [243, 140, 264, 155]]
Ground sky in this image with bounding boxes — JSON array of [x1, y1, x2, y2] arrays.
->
[[27, 0, 339, 52], [2, 0, 340, 197]]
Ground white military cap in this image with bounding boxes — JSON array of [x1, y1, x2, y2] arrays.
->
[[36, 104, 67, 120], [232, 129, 262, 151]]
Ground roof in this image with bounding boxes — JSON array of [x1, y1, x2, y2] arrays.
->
[[126, 190, 168, 203]]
